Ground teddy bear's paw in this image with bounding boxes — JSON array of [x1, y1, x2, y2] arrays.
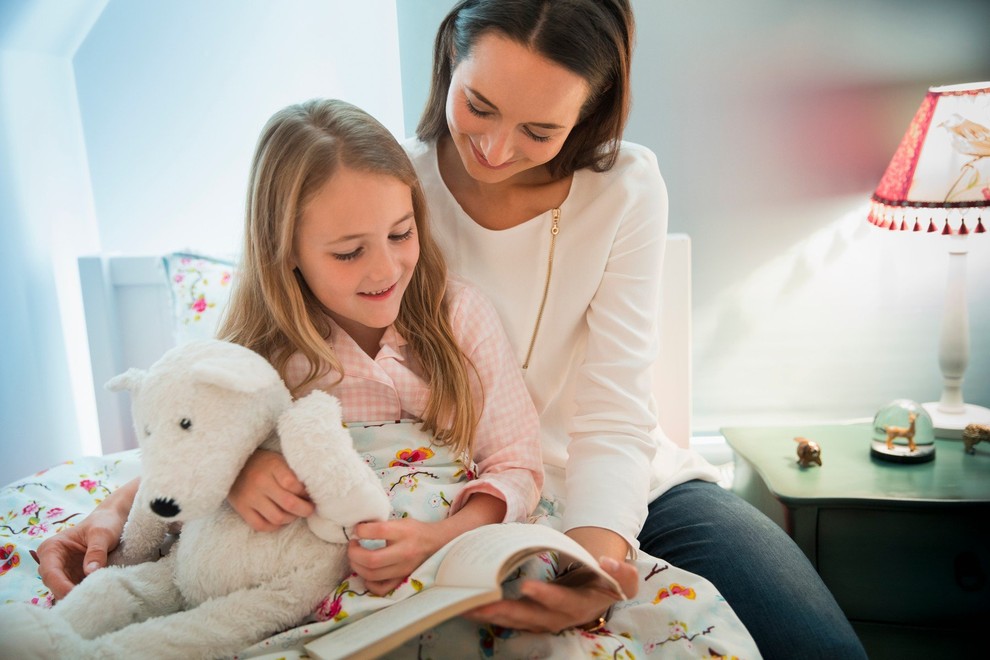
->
[[280, 391, 345, 436], [0, 602, 82, 660], [278, 391, 356, 471], [277, 392, 391, 532]]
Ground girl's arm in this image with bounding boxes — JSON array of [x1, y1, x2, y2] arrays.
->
[[36, 476, 139, 599], [228, 354, 332, 530], [443, 282, 544, 522], [227, 448, 315, 531], [349, 492, 506, 594], [349, 282, 544, 596]]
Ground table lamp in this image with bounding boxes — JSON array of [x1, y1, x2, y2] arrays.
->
[[868, 81, 990, 439]]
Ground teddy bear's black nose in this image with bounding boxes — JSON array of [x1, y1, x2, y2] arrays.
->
[[150, 497, 180, 518]]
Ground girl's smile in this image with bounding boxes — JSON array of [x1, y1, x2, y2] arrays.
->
[[359, 283, 397, 299]]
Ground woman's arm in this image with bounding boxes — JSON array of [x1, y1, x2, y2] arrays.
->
[[464, 148, 667, 631], [480, 151, 665, 630], [463, 526, 638, 632], [434, 285, 647, 629], [465, 549, 639, 633], [35, 476, 139, 599], [563, 146, 669, 549]]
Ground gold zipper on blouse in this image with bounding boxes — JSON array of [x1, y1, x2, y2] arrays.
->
[[522, 207, 560, 370]]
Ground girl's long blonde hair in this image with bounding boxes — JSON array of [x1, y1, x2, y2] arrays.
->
[[219, 99, 479, 455]]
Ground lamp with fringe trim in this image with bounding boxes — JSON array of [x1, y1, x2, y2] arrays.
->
[[868, 81, 990, 439]]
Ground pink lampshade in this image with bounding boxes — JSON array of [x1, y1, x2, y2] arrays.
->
[[868, 81, 990, 235]]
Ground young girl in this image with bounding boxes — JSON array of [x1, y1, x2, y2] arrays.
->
[[215, 98, 544, 596], [31, 98, 544, 606]]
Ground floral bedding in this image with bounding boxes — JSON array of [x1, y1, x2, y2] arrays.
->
[[0, 450, 143, 608], [1, 441, 760, 659]]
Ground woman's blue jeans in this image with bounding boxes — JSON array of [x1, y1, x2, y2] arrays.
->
[[639, 480, 867, 659]]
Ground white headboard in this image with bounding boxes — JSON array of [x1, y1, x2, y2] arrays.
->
[[78, 234, 692, 454], [655, 234, 692, 448], [78, 256, 174, 455]]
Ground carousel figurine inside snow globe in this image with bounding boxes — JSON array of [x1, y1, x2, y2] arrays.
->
[[871, 399, 935, 463]]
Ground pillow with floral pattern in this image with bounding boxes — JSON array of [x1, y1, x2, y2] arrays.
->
[[162, 252, 237, 345]]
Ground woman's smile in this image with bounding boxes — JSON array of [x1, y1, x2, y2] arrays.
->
[[445, 33, 589, 186]]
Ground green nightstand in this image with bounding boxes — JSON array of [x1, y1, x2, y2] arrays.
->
[[722, 423, 989, 660]]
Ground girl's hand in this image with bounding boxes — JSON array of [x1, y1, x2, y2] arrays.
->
[[463, 556, 639, 633], [347, 519, 446, 595], [227, 448, 315, 531], [36, 477, 138, 600]]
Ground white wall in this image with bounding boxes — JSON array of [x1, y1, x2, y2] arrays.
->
[[396, 0, 444, 140], [75, 0, 405, 256], [626, 0, 990, 429], [0, 0, 107, 487], [0, 0, 405, 485]]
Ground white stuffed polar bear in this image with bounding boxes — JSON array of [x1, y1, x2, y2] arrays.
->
[[0, 339, 391, 659]]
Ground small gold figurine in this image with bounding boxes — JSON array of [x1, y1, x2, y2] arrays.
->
[[884, 412, 917, 451], [962, 423, 990, 454], [794, 437, 822, 467]]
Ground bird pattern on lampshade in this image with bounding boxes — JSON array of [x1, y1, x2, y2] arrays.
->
[[868, 81, 990, 235]]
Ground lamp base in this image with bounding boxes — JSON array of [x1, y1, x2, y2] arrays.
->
[[921, 402, 990, 439]]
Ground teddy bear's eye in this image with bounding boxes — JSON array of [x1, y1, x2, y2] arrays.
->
[[180, 418, 192, 430], [144, 426, 151, 437]]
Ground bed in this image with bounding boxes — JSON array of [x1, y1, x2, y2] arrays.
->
[[0, 236, 706, 654]]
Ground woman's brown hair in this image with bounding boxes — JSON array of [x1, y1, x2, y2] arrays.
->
[[416, 0, 635, 179], [219, 99, 479, 455]]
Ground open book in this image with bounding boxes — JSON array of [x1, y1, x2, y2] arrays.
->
[[303, 523, 624, 660]]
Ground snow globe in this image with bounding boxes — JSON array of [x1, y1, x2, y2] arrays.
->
[[871, 399, 935, 463]]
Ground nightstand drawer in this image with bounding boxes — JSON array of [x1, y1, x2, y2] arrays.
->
[[816, 507, 990, 623]]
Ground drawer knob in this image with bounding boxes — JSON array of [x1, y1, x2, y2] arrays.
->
[[954, 552, 986, 592]]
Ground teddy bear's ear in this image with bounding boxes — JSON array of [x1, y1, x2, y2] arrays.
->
[[189, 348, 282, 394], [105, 368, 146, 392]]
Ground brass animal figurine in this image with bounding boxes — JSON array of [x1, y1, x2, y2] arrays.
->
[[884, 411, 917, 451], [794, 437, 822, 467], [963, 423, 990, 454]]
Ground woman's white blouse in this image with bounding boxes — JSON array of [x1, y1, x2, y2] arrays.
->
[[406, 138, 719, 551]]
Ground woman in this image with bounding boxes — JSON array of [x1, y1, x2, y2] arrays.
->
[[404, 1, 866, 657], [38, 1, 866, 657]]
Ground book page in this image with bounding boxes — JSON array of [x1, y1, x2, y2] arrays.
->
[[436, 523, 622, 597], [304, 524, 623, 660]]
